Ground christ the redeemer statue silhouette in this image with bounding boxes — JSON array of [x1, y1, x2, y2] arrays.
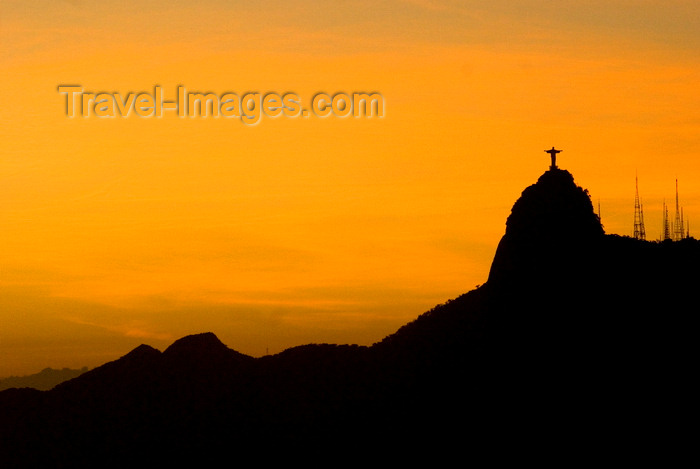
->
[[545, 147, 562, 170]]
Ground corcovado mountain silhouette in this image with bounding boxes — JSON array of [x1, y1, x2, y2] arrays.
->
[[1, 167, 697, 466]]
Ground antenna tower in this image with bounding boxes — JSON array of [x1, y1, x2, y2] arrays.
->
[[672, 179, 685, 241], [633, 175, 646, 240], [661, 200, 671, 241]]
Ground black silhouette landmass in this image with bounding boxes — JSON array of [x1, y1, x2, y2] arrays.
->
[[0, 367, 88, 391], [1, 168, 697, 465]]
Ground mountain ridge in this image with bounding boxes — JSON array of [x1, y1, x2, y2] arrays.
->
[[1, 167, 697, 464], [0, 367, 89, 392]]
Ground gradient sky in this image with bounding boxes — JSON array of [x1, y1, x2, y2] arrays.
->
[[1, 0, 699, 376]]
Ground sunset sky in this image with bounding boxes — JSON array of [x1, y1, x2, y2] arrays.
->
[[2, 1, 699, 376]]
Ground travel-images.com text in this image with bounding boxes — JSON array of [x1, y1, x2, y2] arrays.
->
[[58, 86, 384, 125]]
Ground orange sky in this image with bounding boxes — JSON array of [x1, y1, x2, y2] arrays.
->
[[1, 1, 699, 376]]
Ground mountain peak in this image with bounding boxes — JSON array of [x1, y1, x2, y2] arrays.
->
[[123, 343, 162, 360], [164, 332, 226, 355], [162, 332, 253, 367], [488, 168, 603, 284], [505, 168, 603, 240]]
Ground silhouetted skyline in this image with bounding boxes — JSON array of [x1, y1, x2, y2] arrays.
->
[[2, 164, 697, 465]]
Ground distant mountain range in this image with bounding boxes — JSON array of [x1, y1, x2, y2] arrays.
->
[[0, 367, 88, 391], [1, 168, 697, 465]]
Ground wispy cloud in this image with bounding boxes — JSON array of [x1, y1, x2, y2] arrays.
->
[[59, 315, 174, 342]]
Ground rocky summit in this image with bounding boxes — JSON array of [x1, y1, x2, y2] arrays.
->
[[1, 168, 697, 466]]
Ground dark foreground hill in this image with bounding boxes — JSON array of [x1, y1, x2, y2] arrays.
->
[[1, 168, 698, 465]]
